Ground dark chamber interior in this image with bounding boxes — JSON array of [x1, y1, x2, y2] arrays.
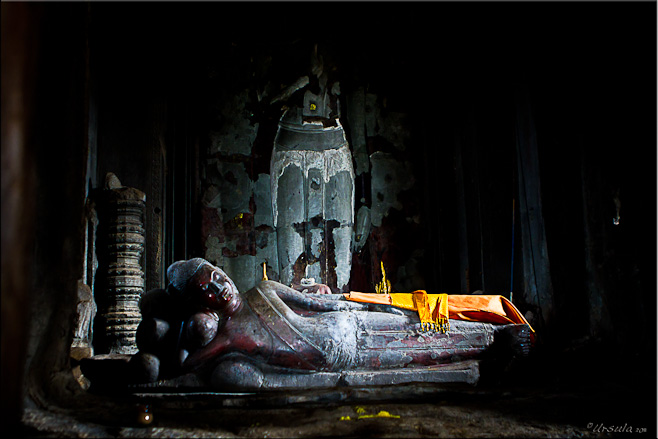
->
[[2, 2, 656, 437]]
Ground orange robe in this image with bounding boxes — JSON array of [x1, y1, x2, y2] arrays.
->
[[344, 291, 535, 342]]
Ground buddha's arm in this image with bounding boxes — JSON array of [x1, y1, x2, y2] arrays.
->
[[262, 281, 368, 312], [263, 281, 407, 315], [290, 281, 333, 295], [182, 333, 231, 372]]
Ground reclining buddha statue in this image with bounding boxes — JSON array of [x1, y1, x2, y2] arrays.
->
[[129, 258, 534, 391]]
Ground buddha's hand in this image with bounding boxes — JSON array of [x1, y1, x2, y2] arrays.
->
[[307, 283, 332, 295], [294, 281, 333, 295]]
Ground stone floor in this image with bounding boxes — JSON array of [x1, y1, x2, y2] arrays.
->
[[20, 347, 656, 438]]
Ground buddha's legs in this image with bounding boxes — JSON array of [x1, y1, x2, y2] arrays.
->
[[296, 310, 531, 370], [352, 317, 500, 369]]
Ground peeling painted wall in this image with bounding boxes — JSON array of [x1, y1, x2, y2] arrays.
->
[[200, 86, 279, 293], [209, 89, 259, 156]]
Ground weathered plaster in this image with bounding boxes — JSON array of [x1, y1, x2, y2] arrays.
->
[[370, 152, 415, 227], [201, 184, 222, 209], [211, 161, 252, 223], [377, 111, 410, 152], [203, 235, 224, 267], [255, 232, 280, 283], [346, 88, 369, 175], [232, 255, 260, 294], [332, 226, 353, 290], [365, 93, 378, 138], [209, 89, 258, 156], [276, 228, 304, 287], [253, 173, 274, 228]]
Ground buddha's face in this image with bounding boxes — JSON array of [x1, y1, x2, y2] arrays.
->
[[191, 264, 241, 315]]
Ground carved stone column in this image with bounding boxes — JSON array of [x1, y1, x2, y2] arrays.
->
[[97, 173, 146, 355]]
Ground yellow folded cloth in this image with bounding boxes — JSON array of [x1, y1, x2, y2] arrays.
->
[[398, 291, 449, 332], [343, 290, 449, 332]]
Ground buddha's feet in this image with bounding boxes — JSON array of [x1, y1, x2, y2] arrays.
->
[[493, 324, 533, 358]]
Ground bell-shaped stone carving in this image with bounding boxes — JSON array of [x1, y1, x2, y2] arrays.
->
[[270, 107, 355, 292], [269, 47, 355, 292]]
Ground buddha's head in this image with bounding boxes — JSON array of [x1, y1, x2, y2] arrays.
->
[[168, 258, 241, 315]]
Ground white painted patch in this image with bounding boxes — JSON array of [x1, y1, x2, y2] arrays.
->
[[310, 228, 323, 258], [270, 144, 355, 227], [332, 226, 353, 291]]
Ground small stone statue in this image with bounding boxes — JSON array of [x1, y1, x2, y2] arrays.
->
[[129, 258, 532, 391], [72, 281, 97, 354]]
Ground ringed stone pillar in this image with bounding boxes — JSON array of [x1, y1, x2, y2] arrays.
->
[[97, 173, 146, 355]]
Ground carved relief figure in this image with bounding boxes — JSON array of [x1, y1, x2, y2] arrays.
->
[[72, 282, 97, 350]]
